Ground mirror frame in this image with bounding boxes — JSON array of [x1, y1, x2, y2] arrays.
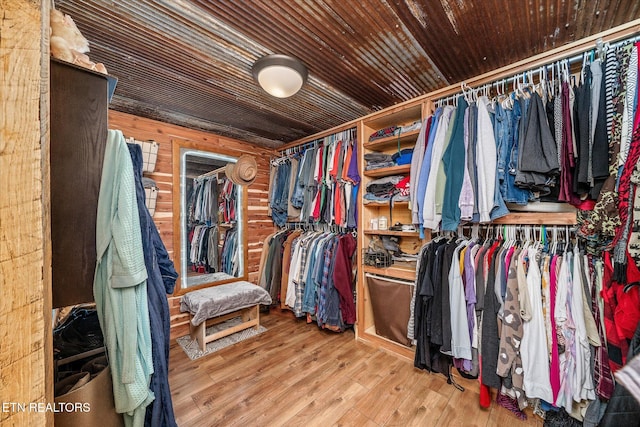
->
[[172, 138, 249, 295]]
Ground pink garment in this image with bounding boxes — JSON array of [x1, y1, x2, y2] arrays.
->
[[635, 42, 640, 130], [504, 246, 516, 276], [311, 145, 324, 220], [549, 255, 561, 402]]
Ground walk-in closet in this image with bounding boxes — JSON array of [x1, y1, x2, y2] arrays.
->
[[5, 1, 640, 426]]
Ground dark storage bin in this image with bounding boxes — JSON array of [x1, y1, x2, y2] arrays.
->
[[366, 274, 413, 346]]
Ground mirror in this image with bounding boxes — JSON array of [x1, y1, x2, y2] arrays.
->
[[172, 139, 248, 294]]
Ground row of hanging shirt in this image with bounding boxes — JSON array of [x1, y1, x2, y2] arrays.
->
[[268, 128, 360, 229], [257, 225, 357, 331], [188, 174, 238, 226], [409, 42, 623, 237], [410, 225, 620, 422], [188, 175, 219, 226], [186, 174, 238, 273], [579, 40, 640, 273], [220, 227, 240, 276]]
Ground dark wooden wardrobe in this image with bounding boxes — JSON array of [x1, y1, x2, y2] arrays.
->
[[50, 58, 109, 308]]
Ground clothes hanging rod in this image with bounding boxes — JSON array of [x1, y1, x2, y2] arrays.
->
[[197, 165, 227, 179], [364, 273, 415, 285], [278, 127, 357, 157], [435, 50, 596, 105]]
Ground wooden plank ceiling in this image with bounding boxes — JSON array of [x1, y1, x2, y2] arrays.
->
[[56, 0, 640, 148]]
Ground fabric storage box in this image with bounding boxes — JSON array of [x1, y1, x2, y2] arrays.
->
[[366, 274, 413, 346], [142, 177, 158, 216], [126, 137, 159, 172], [54, 365, 124, 427], [145, 186, 158, 216]]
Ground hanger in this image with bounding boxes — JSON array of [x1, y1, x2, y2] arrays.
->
[[501, 79, 514, 110], [551, 226, 558, 254], [461, 82, 469, 103], [562, 225, 570, 254], [471, 223, 480, 241], [580, 51, 589, 85], [595, 38, 605, 61], [537, 66, 548, 99]]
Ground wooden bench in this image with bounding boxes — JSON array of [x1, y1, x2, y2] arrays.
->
[[180, 281, 272, 352]]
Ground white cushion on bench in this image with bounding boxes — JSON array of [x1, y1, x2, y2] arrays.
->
[[180, 281, 272, 326]]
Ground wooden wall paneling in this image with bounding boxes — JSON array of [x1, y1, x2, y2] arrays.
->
[[107, 111, 277, 340], [0, 1, 50, 425]]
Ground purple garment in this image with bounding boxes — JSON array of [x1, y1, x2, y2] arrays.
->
[[559, 81, 581, 205], [463, 242, 477, 372], [347, 141, 360, 185]]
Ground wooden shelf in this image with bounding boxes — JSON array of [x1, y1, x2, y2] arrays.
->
[[356, 328, 415, 361], [492, 211, 577, 225], [363, 128, 421, 150], [363, 102, 423, 130], [363, 229, 419, 237], [363, 164, 410, 178], [362, 264, 416, 281], [363, 200, 409, 207]]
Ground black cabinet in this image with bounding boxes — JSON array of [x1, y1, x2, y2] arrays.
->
[[50, 59, 108, 308]]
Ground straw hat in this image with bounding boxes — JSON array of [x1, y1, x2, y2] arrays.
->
[[224, 154, 257, 186]]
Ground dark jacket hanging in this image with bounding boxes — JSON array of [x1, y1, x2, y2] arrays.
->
[[128, 144, 179, 427], [599, 320, 640, 427]]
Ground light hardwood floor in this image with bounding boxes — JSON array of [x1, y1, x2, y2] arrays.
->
[[169, 309, 543, 426]]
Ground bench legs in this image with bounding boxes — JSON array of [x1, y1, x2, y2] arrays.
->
[[189, 305, 261, 352]]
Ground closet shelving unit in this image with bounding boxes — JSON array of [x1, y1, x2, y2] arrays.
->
[[358, 100, 428, 357], [362, 127, 422, 150], [357, 101, 579, 357], [362, 229, 419, 237], [363, 164, 411, 178]]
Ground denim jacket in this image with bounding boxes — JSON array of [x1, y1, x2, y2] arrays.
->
[[500, 95, 532, 204]]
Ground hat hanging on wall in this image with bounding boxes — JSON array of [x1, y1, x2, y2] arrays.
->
[[225, 154, 257, 186]]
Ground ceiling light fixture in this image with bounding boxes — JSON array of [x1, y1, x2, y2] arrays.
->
[[252, 54, 308, 98]]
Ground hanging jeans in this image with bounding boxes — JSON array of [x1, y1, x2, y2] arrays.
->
[[270, 160, 291, 226], [502, 95, 532, 204], [290, 151, 309, 209]]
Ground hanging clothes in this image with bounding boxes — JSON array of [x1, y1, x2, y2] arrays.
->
[[94, 130, 153, 427], [186, 175, 238, 274], [269, 129, 359, 229], [410, 225, 617, 420], [127, 143, 179, 427], [258, 228, 357, 331]]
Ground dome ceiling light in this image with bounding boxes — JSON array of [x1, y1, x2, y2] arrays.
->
[[252, 54, 308, 98]]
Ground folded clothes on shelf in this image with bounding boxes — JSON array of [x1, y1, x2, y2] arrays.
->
[[397, 120, 422, 134], [364, 152, 393, 162], [368, 120, 421, 142], [388, 222, 416, 232], [365, 175, 405, 197], [392, 148, 414, 165], [365, 161, 396, 170], [364, 152, 395, 170], [368, 125, 398, 141]]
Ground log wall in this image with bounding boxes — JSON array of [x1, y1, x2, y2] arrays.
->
[[0, 1, 51, 425]]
